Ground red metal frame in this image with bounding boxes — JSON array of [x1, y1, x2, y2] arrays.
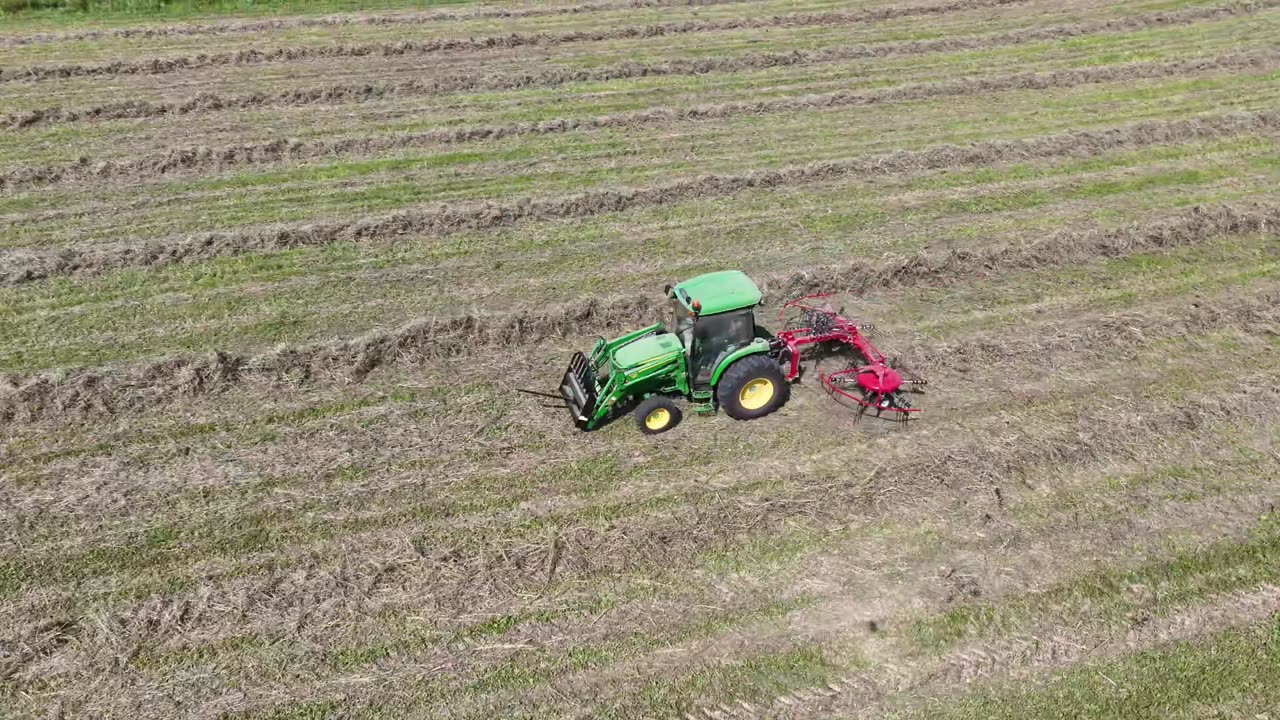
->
[[774, 294, 923, 416]]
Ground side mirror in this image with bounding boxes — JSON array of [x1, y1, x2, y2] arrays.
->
[[663, 284, 673, 297]]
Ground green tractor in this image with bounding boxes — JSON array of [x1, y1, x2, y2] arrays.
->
[[559, 270, 789, 434], [558, 271, 924, 434]]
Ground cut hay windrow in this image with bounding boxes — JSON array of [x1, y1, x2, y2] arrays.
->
[[0, 0, 760, 47], [6, 50, 1276, 191], [2, 202, 1276, 425], [3, 110, 1277, 283], [0, 0, 1034, 82], [5, 2, 1268, 129]]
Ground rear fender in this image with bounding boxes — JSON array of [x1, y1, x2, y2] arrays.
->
[[708, 339, 772, 387]]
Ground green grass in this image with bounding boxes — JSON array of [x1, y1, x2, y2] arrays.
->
[[6, 300, 1273, 686], [700, 523, 847, 577], [4, 2, 1280, 717], [5, 132, 1264, 315], [5, 386, 428, 467], [1, 423, 775, 601], [901, 614, 1280, 720], [7, 340, 1276, 714], [910, 516, 1280, 651], [0, 0, 471, 22], [223, 699, 345, 720], [0, 562, 24, 598], [902, 231, 1280, 334], [0, 0, 859, 30], [5, 219, 1274, 482], [0, 0, 872, 68], [1, 5, 1273, 164], [633, 644, 844, 719], [18, 67, 1278, 249], [464, 596, 815, 696], [1, 134, 1275, 375]]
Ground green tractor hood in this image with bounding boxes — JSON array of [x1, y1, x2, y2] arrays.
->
[[612, 332, 683, 370]]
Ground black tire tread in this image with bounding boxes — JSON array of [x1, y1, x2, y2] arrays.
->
[[634, 395, 682, 434], [716, 354, 789, 421]]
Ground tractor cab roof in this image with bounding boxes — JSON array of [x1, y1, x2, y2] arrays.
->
[[670, 270, 762, 316]]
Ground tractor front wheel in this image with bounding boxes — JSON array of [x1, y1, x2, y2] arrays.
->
[[635, 396, 682, 435], [717, 354, 789, 421]]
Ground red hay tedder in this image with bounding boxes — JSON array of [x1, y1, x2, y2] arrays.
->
[[772, 293, 926, 419]]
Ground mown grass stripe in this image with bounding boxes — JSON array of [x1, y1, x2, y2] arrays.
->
[[899, 611, 1280, 720], [910, 516, 1280, 650], [6, 1, 1269, 129]]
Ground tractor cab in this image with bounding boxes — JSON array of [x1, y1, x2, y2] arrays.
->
[[666, 271, 762, 388]]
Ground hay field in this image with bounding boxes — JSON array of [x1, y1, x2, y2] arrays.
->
[[1, 0, 1279, 717]]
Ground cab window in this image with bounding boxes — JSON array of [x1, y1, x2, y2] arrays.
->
[[671, 297, 695, 336], [690, 309, 755, 383]]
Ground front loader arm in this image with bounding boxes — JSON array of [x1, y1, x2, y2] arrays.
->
[[562, 322, 669, 430], [585, 354, 684, 428]]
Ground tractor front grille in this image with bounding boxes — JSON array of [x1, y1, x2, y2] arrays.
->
[[559, 351, 599, 429]]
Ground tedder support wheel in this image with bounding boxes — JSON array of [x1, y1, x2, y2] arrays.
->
[[635, 396, 682, 434], [716, 354, 789, 421]]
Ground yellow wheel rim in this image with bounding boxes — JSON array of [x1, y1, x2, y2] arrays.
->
[[739, 378, 775, 410], [644, 408, 671, 430]]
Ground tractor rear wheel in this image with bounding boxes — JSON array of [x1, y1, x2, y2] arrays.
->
[[635, 396, 682, 435], [716, 354, 789, 421]]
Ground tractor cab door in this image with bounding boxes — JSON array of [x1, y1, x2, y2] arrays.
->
[[688, 309, 755, 389], [671, 297, 696, 355]]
